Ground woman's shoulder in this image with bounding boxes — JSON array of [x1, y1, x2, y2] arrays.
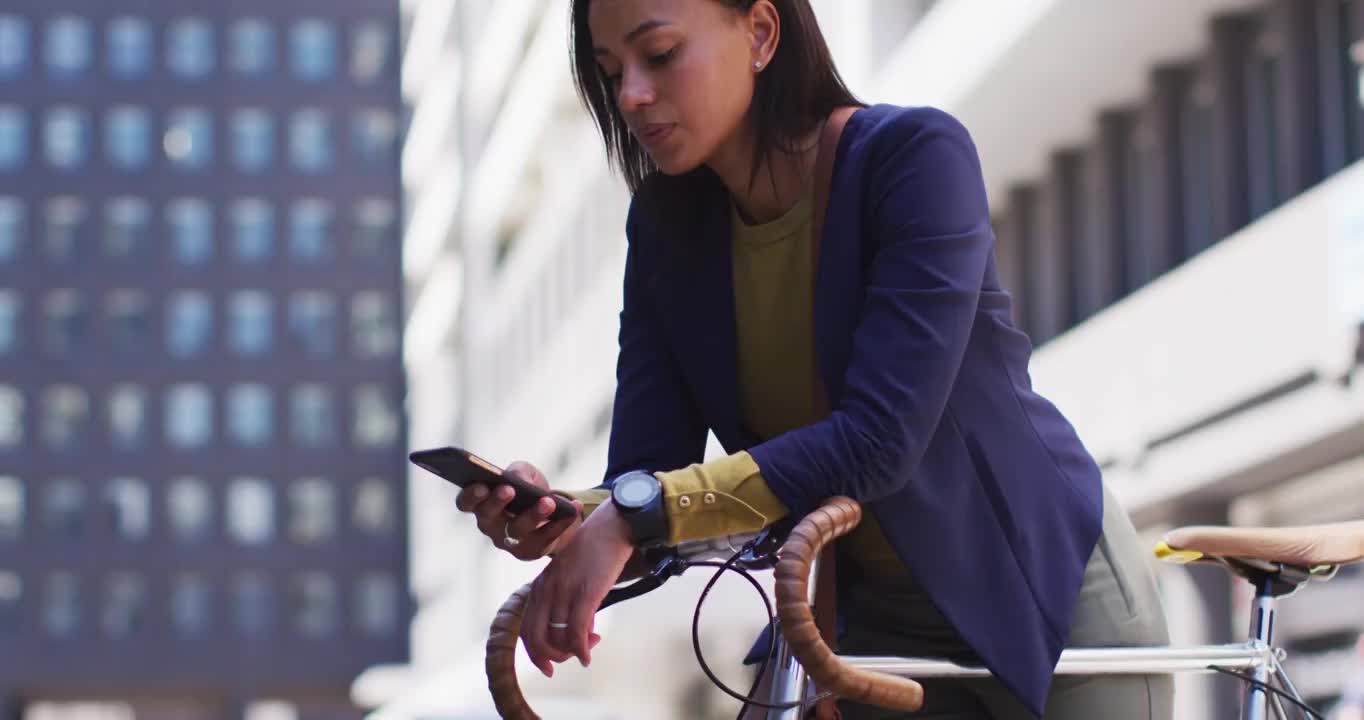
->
[[846, 103, 980, 164]]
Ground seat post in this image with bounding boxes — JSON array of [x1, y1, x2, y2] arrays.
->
[[1244, 577, 1277, 720]]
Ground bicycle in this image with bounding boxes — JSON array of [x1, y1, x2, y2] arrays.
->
[[484, 497, 1364, 719]]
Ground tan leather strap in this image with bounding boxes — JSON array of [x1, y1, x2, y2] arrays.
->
[[809, 106, 858, 720]]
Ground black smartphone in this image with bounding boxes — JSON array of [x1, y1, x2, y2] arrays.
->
[[408, 446, 577, 521]]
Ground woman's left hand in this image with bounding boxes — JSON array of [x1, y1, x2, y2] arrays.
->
[[520, 500, 637, 677]]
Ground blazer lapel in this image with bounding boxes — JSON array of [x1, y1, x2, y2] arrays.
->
[[650, 174, 755, 452]]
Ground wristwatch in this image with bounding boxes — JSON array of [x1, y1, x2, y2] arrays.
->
[[610, 469, 670, 548]]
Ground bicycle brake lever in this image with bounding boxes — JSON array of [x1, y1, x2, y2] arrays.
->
[[597, 548, 687, 612], [736, 520, 792, 570]]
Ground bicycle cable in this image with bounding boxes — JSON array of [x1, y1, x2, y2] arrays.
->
[[1206, 665, 1323, 719], [687, 543, 834, 717]]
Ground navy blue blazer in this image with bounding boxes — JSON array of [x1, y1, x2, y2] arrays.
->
[[600, 104, 1103, 715]]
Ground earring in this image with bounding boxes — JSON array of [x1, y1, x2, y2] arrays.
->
[[754, 60, 762, 70]]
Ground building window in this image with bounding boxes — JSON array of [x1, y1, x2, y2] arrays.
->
[[290, 385, 335, 449], [352, 109, 398, 166], [228, 383, 273, 448], [107, 16, 153, 80], [45, 478, 85, 540], [352, 292, 398, 358], [290, 200, 333, 262], [44, 106, 89, 170], [167, 18, 214, 80], [165, 383, 213, 449], [102, 573, 145, 637], [43, 385, 89, 450], [229, 18, 274, 77], [102, 477, 149, 541], [44, 572, 80, 637], [232, 198, 274, 263], [165, 108, 213, 171], [354, 478, 394, 537], [227, 477, 273, 545], [45, 197, 86, 264], [351, 20, 391, 85], [44, 290, 85, 356], [229, 291, 273, 356], [106, 106, 152, 171], [291, 19, 336, 82], [166, 291, 213, 358], [353, 384, 399, 449], [45, 16, 91, 79], [105, 197, 150, 260], [231, 108, 273, 173], [1337, 4, 1363, 164], [353, 198, 394, 259], [0, 106, 25, 171], [171, 573, 210, 636], [289, 110, 332, 173], [291, 572, 336, 637], [0, 386, 21, 450], [234, 573, 272, 636], [0, 197, 22, 261], [0, 291, 18, 356], [167, 198, 213, 265], [289, 291, 335, 357], [356, 573, 398, 636], [167, 477, 211, 542], [0, 16, 28, 79], [108, 384, 147, 451], [0, 571, 19, 633], [289, 478, 335, 545], [108, 290, 150, 355], [1247, 39, 1283, 220], [0, 476, 21, 540]]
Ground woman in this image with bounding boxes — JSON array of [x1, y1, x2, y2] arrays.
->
[[454, 1, 1172, 717]]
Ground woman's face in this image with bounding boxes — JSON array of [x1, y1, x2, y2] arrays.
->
[[588, 0, 767, 175]]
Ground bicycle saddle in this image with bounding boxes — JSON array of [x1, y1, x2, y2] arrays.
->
[[1156, 520, 1364, 596], [1158, 520, 1364, 567]]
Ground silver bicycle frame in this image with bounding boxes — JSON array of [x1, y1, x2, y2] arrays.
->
[[759, 557, 1299, 720], [762, 641, 1275, 720]]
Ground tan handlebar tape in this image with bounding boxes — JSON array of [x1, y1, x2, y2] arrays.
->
[[485, 582, 539, 720], [774, 497, 925, 712], [484, 497, 924, 718]]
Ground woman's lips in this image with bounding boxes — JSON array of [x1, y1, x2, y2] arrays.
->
[[638, 123, 675, 146]]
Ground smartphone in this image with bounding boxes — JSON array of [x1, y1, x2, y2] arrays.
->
[[408, 446, 577, 521]]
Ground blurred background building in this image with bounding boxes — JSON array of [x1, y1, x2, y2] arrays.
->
[[0, 1, 408, 718], [377, 0, 1364, 718]]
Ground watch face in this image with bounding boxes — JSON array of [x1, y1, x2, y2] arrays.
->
[[615, 473, 658, 507]]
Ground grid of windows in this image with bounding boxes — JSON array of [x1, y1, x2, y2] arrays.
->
[[0, 382, 401, 451], [0, 473, 402, 639], [0, 17, 395, 176], [0, 7, 403, 661]]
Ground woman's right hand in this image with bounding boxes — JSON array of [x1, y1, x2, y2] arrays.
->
[[454, 460, 584, 561]]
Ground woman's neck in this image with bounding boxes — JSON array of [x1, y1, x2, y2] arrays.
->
[[707, 120, 820, 225]]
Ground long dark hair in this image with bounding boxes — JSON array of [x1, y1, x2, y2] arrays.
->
[[569, 0, 862, 195]]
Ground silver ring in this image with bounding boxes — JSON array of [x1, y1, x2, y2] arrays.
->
[[549, 622, 569, 630], [502, 521, 521, 548]]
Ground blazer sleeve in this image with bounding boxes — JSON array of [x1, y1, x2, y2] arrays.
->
[[599, 197, 710, 486], [748, 107, 996, 518]]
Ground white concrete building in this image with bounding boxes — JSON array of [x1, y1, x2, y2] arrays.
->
[[362, 0, 1364, 717]]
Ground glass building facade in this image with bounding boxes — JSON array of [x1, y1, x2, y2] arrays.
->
[[0, 3, 405, 718]]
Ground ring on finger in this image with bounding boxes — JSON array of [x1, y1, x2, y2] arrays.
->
[[549, 620, 569, 630], [502, 520, 521, 548]]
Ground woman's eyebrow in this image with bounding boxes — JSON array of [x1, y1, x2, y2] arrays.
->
[[593, 18, 672, 56]]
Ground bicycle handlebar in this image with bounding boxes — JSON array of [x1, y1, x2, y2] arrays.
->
[[774, 496, 924, 714], [484, 498, 923, 718]]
